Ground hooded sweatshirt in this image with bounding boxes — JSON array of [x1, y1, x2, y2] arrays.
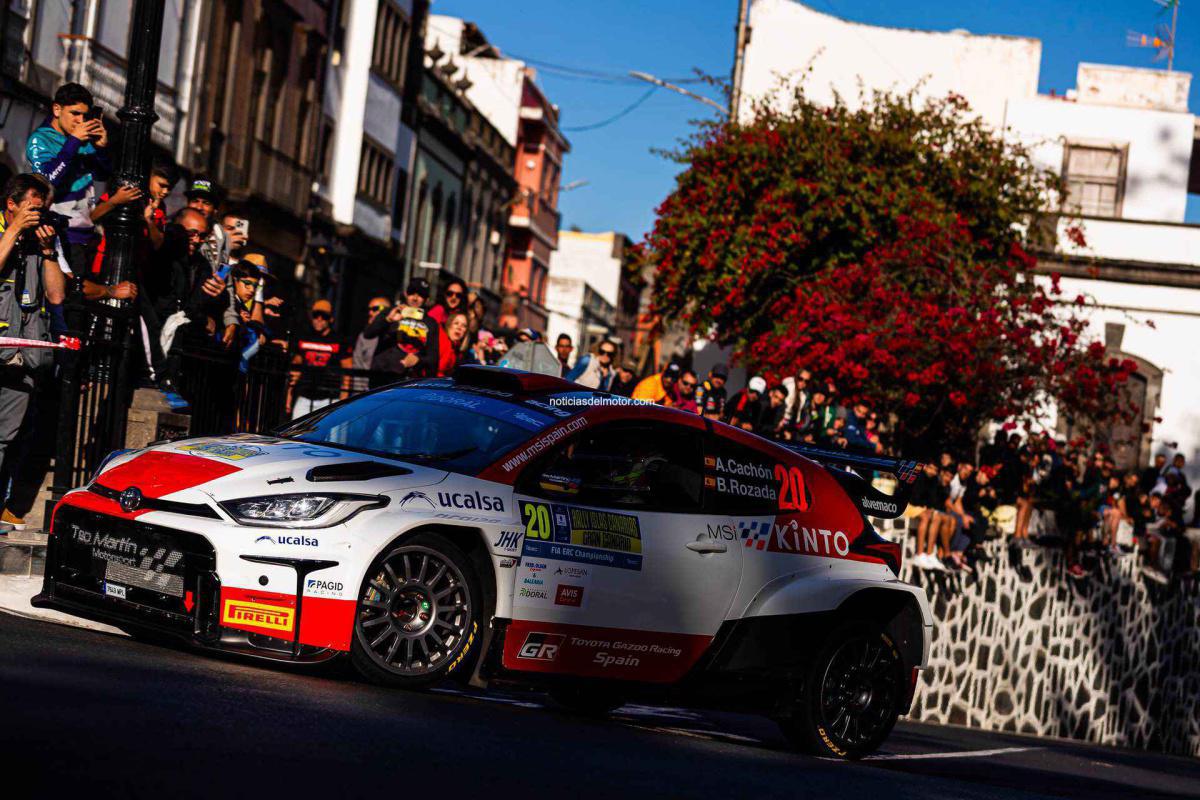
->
[[25, 121, 110, 246]]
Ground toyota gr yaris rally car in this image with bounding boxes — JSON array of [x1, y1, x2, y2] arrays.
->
[[36, 366, 931, 758]]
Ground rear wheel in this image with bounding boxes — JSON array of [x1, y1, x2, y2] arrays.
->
[[350, 533, 482, 688], [779, 621, 904, 759]]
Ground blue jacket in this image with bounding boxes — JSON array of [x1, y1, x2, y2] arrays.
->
[[566, 354, 613, 390], [843, 411, 874, 453], [26, 123, 110, 245]]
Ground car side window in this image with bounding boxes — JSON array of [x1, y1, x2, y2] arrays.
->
[[520, 424, 703, 512], [703, 436, 783, 515]]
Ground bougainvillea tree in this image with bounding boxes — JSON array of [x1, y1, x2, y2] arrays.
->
[[647, 89, 1133, 454]]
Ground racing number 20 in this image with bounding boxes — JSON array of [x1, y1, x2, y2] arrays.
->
[[775, 465, 810, 511], [522, 502, 553, 540]]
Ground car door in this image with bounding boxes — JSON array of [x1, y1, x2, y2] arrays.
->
[[503, 421, 742, 683]]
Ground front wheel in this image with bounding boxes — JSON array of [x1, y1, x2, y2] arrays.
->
[[779, 621, 904, 759], [350, 533, 482, 689]]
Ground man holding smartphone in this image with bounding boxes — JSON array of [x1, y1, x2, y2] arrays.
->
[[24, 83, 110, 277], [220, 210, 250, 263]]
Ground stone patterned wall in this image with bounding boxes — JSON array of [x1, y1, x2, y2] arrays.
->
[[873, 517, 1200, 756]]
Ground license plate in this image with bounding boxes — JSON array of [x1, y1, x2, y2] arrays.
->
[[104, 582, 127, 600]]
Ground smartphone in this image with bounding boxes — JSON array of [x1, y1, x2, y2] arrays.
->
[[84, 105, 102, 122], [233, 218, 249, 239], [216, 263, 232, 281]]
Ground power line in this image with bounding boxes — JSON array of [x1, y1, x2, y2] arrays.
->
[[506, 51, 707, 86], [562, 86, 658, 132]]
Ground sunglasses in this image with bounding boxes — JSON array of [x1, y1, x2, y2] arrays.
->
[[599, 349, 616, 357], [311, 311, 332, 320], [182, 228, 206, 239], [680, 380, 696, 388], [445, 290, 464, 298], [236, 278, 258, 287], [368, 304, 388, 312]]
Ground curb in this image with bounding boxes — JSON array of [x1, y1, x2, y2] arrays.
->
[[0, 531, 48, 577], [0, 575, 125, 636]]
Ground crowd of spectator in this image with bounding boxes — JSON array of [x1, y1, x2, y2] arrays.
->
[[3, 79, 1198, 590], [904, 435, 1200, 583], [606, 357, 1200, 585], [615, 361, 881, 453]]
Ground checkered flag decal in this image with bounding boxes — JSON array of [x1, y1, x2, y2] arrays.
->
[[739, 520, 772, 550], [105, 545, 186, 597]]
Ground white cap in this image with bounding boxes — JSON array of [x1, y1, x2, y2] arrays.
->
[[748, 376, 767, 393]]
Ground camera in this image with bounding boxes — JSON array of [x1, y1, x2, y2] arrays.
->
[[84, 105, 103, 122], [17, 210, 69, 257]]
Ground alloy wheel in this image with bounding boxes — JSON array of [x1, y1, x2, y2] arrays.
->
[[356, 545, 473, 676], [816, 634, 900, 750]]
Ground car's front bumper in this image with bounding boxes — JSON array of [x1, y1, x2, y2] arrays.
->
[[36, 503, 342, 664]]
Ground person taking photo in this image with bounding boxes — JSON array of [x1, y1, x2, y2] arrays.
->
[[25, 83, 109, 276], [0, 174, 68, 535]]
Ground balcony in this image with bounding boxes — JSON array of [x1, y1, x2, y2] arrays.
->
[[508, 193, 562, 248], [1041, 215, 1200, 288], [247, 141, 315, 219], [74, 41, 178, 150]]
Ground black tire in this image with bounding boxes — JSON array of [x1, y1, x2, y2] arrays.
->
[[350, 532, 483, 689], [779, 620, 905, 760], [549, 685, 626, 717]]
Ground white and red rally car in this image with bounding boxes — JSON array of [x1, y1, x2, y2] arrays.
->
[[36, 366, 931, 758]]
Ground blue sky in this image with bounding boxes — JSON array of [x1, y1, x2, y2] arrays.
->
[[433, 0, 1199, 237]]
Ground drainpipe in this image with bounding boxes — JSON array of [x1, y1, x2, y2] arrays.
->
[[172, 0, 205, 165]]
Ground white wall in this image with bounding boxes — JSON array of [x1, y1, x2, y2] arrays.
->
[[1076, 63, 1191, 113], [1055, 218, 1200, 266], [740, 0, 1041, 126], [1009, 96, 1194, 223], [1058, 276, 1200, 479], [550, 231, 622, 307], [426, 15, 525, 146], [545, 275, 585, 349], [326, 0, 380, 225]]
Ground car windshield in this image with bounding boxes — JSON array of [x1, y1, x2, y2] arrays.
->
[[275, 386, 557, 475]]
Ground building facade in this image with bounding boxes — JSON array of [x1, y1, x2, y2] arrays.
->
[[1, 0, 335, 312], [504, 76, 569, 330], [424, 15, 569, 329], [188, 0, 331, 281], [403, 59, 515, 314], [547, 231, 642, 359], [313, 0, 427, 329], [739, 0, 1200, 475], [545, 275, 615, 355], [0, 0, 203, 184]]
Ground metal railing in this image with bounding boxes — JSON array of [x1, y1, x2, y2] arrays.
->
[[52, 303, 139, 497], [52, 307, 404, 500]]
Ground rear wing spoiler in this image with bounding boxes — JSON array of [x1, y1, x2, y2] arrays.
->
[[782, 444, 923, 519]]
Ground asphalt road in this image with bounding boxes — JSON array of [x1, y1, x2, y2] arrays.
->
[[1, 612, 1197, 800]]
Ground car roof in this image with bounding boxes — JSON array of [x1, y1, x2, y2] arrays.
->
[[452, 365, 578, 396]]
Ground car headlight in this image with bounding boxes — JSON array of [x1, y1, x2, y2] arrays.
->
[[219, 493, 386, 528]]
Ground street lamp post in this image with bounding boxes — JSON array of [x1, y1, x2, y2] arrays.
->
[[97, 0, 166, 453], [105, 0, 165, 287]]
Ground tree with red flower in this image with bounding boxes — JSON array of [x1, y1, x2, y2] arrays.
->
[[646, 88, 1130, 455]]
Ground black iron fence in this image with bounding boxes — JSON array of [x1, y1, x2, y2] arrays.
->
[[51, 304, 397, 500], [52, 302, 138, 500]]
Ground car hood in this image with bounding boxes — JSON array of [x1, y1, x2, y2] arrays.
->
[[92, 434, 449, 503]]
